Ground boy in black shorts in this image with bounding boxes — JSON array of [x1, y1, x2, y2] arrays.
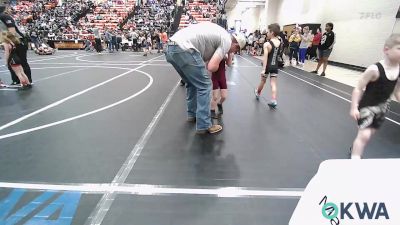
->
[[254, 23, 281, 108], [349, 34, 400, 159]]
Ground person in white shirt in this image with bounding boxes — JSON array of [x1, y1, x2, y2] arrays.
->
[[298, 26, 313, 67]]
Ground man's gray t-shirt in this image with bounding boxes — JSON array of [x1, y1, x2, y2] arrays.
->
[[170, 22, 231, 62]]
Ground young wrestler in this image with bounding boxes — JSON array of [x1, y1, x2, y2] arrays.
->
[[349, 33, 400, 159], [254, 23, 281, 108]]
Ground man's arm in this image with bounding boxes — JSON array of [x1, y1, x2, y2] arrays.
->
[[350, 65, 379, 119], [208, 48, 224, 72]]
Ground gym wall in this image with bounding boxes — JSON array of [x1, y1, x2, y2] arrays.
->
[[226, 6, 262, 32], [267, 0, 399, 68]]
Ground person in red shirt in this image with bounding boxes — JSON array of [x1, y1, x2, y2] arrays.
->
[[161, 30, 168, 50], [310, 28, 321, 61]]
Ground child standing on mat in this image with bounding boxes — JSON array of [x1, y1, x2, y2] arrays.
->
[[254, 23, 281, 108], [211, 53, 233, 118], [349, 33, 400, 159], [143, 34, 152, 56], [0, 31, 30, 88]]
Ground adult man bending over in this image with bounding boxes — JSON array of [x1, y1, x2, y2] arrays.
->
[[165, 22, 246, 134]]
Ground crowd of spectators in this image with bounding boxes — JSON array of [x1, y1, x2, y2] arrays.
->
[[11, 0, 94, 48], [179, 0, 218, 28], [5, 0, 231, 55]]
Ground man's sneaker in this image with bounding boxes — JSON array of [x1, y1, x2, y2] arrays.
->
[[320, 72, 326, 77], [311, 70, 318, 74], [268, 100, 278, 108], [196, 125, 223, 134], [208, 124, 222, 133], [254, 89, 260, 100], [217, 103, 223, 115]]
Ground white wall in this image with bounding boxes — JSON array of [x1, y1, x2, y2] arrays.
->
[[265, 0, 282, 25], [226, 5, 262, 32], [259, 7, 267, 32], [394, 19, 400, 33], [270, 0, 399, 67]]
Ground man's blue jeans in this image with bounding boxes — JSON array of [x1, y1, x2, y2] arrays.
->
[[165, 44, 212, 131]]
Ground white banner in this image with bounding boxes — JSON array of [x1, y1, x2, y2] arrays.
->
[[290, 159, 400, 225]]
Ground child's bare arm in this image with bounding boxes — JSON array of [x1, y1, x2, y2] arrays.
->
[[350, 65, 379, 119], [394, 80, 400, 102], [261, 42, 271, 74]]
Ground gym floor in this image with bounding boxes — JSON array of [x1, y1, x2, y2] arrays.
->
[[0, 51, 399, 225]]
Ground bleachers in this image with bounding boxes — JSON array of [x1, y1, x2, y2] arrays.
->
[[179, 0, 217, 28], [14, 1, 34, 12], [13, 0, 56, 25], [124, 1, 173, 32], [80, 0, 136, 34], [12, 0, 96, 42]]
